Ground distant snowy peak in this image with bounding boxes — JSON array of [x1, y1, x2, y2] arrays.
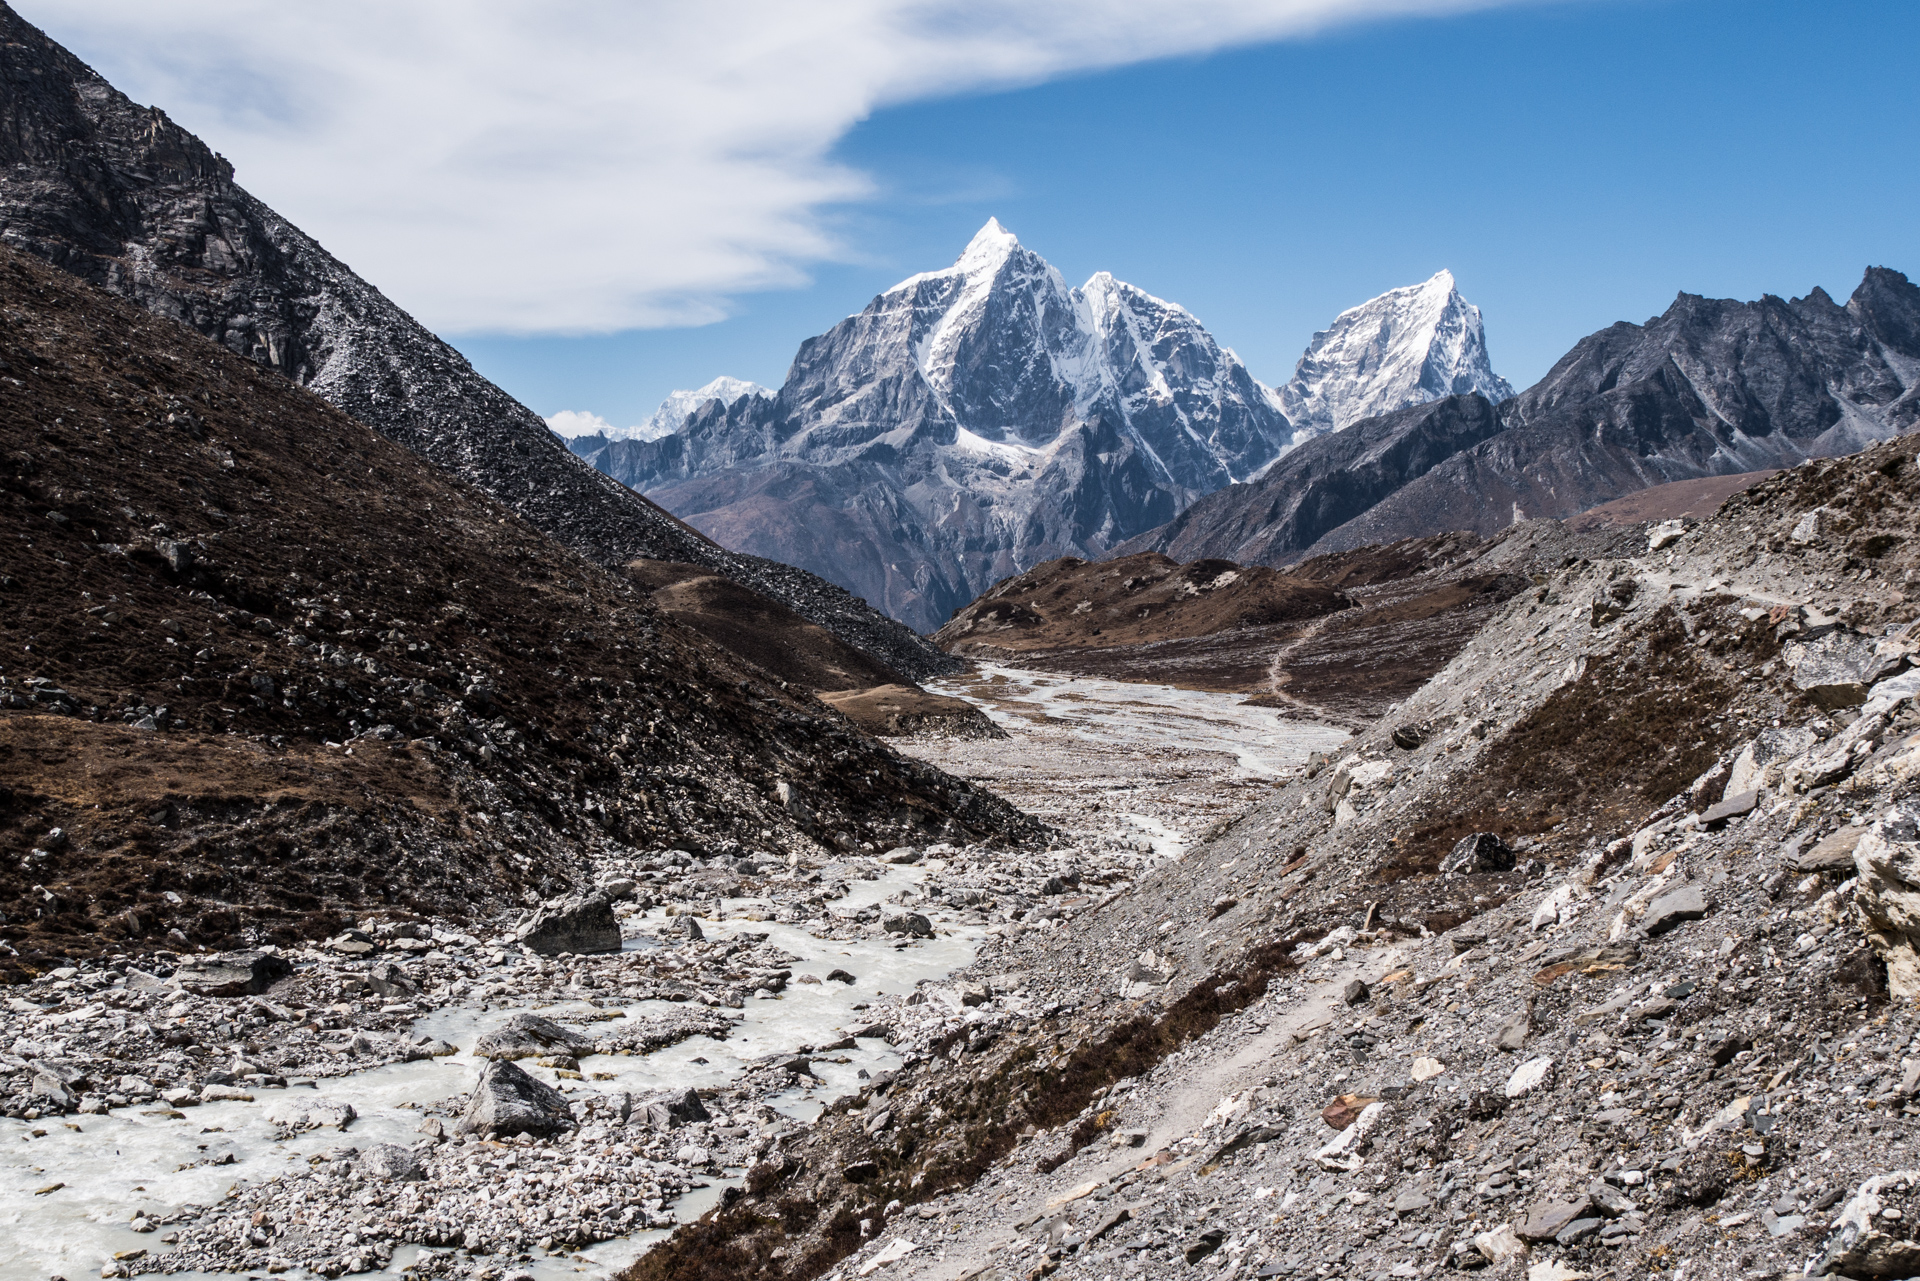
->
[[634, 377, 773, 441], [544, 377, 772, 445], [1275, 270, 1514, 443]]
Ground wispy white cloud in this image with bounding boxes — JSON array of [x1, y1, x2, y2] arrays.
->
[[36, 0, 1531, 335], [544, 409, 617, 438]]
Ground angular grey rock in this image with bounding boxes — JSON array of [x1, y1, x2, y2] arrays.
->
[[1587, 1181, 1636, 1217], [1441, 832, 1515, 875], [457, 1059, 576, 1139], [1806, 1171, 1920, 1280], [471, 1013, 595, 1061], [673, 914, 705, 942], [1791, 630, 1906, 710], [366, 961, 415, 999], [1391, 1189, 1433, 1215], [516, 889, 622, 956], [359, 1143, 425, 1181], [1642, 885, 1709, 936], [1517, 1196, 1591, 1241], [1492, 1003, 1532, 1053], [1699, 789, 1758, 825], [171, 950, 294, 998], [1342, 979, 1371, 1006]]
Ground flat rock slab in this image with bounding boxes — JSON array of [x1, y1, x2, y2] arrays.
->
[[1700, 789, 1758, 824], [1517, 1196, 1592, 1241], [172, 950, 293, 997], [1796, 826, 1866, 872], [1643, 885, 1709, 936], [471, 1012, 595, 1061]]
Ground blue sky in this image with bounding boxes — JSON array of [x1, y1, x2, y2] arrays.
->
[[456, 0, 1918, 429]]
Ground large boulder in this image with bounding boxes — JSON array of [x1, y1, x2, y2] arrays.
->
[[516, 888, 622, 955], [1854, 808, 1920, 999], [457, 1059, 576, 1139], [1441, 832, 1514, 875], [171, 950, 294, 997], [471, 1012, 595, 1061]]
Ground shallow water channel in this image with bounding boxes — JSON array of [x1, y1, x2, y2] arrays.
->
[[3, 669, 1343, 1281], [0, 866, 981, 1281]]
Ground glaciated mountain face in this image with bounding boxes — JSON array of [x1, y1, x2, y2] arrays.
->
[[1274, 270, 1514, 445], [635, 377, 772, 442], [594, 220, 1293, 630], [1119, 269, 1920, 567], [0, 3, 950, 680]]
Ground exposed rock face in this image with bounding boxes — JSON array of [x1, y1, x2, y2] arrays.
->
[[0, 4, 946, 681], [1121, 270, 1920, 566], [170, 951, 293, 997], [585, 220, 1295, 631], [515, 889, 623, 956], [1273, 270, 1514, 443], [458, 1059, 576, 1139], [1853, 808, 1920, 998]]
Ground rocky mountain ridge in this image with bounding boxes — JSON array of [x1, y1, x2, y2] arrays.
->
[[1124, 268, 1920, 568], [0, 4, 950, 680], [586, 222, 1509, 632]]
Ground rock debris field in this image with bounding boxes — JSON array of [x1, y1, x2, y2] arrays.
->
[[0, 673, 1330, 1280]]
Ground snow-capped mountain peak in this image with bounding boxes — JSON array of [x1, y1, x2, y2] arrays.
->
[[1274, 269, 1514, 444], [633, 376, 772, 441], [545, 376, 771, 444]]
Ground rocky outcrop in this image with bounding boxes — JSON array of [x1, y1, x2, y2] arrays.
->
[[471, 1014, 596, 1061], [0, 3, 947, 680], [169, 950, 293, 997]]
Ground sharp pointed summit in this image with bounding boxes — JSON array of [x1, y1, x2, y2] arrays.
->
[[1275, 269, 1515, 444]]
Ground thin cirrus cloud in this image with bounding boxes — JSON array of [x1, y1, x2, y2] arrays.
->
[[40, 0, 1533, 336]]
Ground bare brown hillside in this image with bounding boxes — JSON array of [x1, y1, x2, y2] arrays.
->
[[0, 244, 1036, 975]]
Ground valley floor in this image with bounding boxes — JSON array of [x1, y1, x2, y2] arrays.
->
[[0, 670, 1342, 1281]]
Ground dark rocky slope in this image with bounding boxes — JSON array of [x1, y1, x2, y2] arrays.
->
[[629, 432, 1920, 1281], [1122, 270, 1920, 567], [0, 2, 951, 681], [0, 244, 1034, 979]]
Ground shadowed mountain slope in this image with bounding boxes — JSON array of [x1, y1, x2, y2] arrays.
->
[[0, 2, 951, 680], [0, 243, 1033, 977]]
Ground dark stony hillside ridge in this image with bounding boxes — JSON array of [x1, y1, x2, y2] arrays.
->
[[928, 527, 1642, 726], [1120, 269, 1920, 569], [0, 243, 1036, 979], [0, 1, 952, 682], [628, 436, 1920, 1281]]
